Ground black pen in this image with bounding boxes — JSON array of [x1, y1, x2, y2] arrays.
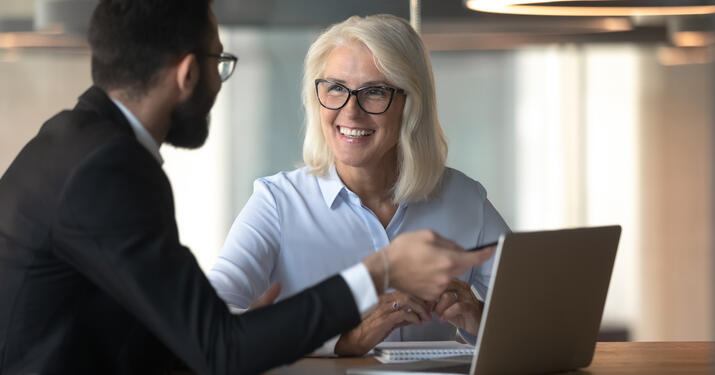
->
[[466, 241, 498, 252]]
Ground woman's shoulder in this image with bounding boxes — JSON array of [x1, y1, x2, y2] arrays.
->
[[440, 167, 487, 201], [255, 166, 321, 197]]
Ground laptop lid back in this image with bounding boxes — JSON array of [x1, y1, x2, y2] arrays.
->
[[472, 225, 621, 375]]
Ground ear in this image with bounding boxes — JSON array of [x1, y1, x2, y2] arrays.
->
[[175, 53, 199, 102]]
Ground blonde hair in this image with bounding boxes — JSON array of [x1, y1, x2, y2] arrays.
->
[[301, 14, 448, 203]]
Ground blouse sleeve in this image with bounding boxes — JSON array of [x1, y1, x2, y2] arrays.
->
[[208, 179, 282, 308]]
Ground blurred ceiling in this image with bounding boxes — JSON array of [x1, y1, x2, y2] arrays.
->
[[0, 0, 713, 51], [209, 0, 666, 50]]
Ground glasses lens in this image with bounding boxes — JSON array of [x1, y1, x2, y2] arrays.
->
[[218, 60, 234, 82], [316, 81, 349, 109], [357, 87, 392, 114]]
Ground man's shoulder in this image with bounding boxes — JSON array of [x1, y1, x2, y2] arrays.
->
[[41, 105, 132, 146], [0, 105, 144, 200], [34, 106, 152, 171]]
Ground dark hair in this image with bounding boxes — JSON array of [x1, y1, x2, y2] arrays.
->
[[88, 0, 212, 94]]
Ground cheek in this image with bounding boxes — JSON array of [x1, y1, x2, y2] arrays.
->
[[319, 109, 336, 129], [210, 75, 221, 95], [319, 111, 334, 140], [200, 61, 221, 92], [383, 113, 402, 140], [383, 99, 404, 139]]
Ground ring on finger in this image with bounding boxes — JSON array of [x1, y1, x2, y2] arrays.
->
[[392, 301, 399, 311], [451, 292, 459, 301]]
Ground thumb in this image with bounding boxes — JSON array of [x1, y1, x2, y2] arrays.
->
[[454, 246, 497, 276], [249, 283, 282, 310]]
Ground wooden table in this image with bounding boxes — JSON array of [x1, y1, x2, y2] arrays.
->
[[264, 342, 714, 374]]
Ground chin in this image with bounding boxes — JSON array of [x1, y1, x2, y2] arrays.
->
[[164, 114, 210, 149], [334, 154, 373, 169]]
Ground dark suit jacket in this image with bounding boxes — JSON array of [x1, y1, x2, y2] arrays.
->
[[0, 86, 361, 374]]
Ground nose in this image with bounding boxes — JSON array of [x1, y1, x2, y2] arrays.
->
[[341, 92, 363, 117]]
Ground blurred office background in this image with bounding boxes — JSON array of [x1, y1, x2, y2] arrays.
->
[[1, 0, 713, 342]]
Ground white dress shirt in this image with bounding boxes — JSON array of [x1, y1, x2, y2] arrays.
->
[[110, 98, 164, 165], [208, 166, 509, 353]]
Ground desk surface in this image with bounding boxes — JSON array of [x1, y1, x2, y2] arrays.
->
[[264, 341, 714, 375]]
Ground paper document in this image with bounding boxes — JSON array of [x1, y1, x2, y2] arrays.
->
[[373, 341, 475, 363]]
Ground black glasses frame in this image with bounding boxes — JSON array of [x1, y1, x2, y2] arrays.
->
[[205, 52, 238, 82], [315, 79, 405, 115]]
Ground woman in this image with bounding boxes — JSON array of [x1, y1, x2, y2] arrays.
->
[[209, 14, 509, 356]]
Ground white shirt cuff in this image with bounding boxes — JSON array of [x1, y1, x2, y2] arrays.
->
[[227, 304, 247, 315], [340, 262, 379, 319]]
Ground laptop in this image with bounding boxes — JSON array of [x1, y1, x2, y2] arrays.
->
[[348, 225, 621, 375]]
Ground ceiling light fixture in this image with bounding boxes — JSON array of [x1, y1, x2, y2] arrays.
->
[[465, 1, 715, 17], [671, 30, 715, 46], [667, 14, 715, 46]]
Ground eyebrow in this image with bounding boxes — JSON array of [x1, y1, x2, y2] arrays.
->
[[324, 77, 390, 87]]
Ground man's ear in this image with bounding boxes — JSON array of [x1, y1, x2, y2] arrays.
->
[[175, 53, 199, 102]]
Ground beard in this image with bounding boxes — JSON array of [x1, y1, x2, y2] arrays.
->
[[165, 69, 216, 149]]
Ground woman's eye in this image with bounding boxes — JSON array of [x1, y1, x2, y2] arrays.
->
[[366, 88, 387, 97], [328, 85, 347, 93]]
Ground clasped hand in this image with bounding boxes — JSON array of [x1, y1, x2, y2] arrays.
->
[[334, 279, 483, 356]]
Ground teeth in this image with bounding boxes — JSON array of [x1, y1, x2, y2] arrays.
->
[[339, 126, 375, 138]]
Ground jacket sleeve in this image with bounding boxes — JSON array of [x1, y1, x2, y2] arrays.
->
[[51, 140, 361, 375]]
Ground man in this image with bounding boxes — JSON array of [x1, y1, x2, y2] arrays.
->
[[0, 1, 495, 374]]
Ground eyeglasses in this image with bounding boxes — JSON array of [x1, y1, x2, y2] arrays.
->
[[315, 79, 405, 115], [205, 52, 238, 82]]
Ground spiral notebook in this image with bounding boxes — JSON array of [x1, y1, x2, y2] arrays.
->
[[373, 341, 475, 363]]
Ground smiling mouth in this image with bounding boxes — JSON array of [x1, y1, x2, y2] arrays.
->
[[337, 126, 375, 138]]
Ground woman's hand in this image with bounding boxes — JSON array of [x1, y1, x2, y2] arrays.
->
[[433, 279, 483, 336], [334, 291, 432, 356], [248, 283, 282, 310]]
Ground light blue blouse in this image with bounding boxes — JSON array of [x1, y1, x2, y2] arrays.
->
[[209, 166, 509, 346]]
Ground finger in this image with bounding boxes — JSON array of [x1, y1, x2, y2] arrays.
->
[[446, 278, 466, 290], [404, 295, 432, 322], [452, 246, 496, 276], [388, 292, 430, 322], [376, 312, 407, 333], [374, 299, 400, 319], [395, 320, 412, 329], [382, 310, 414, 330], [433, 290, 458, 316], [379, 292, 403, 309], [433, 234, 464, 252], [377, 291, 399, 306], [447, 279, 475, 302], [427, 300, 436, 314], [249, 283, 282, 310], [420, 230, 462, 253], [441, 302, 466, 322], [396, 310, 422, 326]]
